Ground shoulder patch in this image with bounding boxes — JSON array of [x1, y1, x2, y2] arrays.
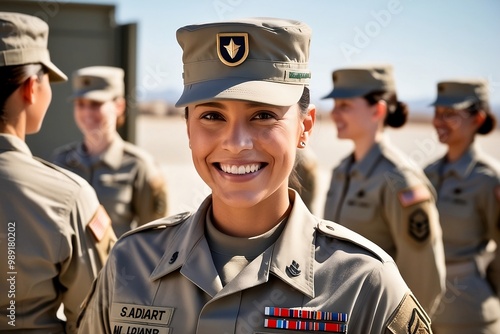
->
[[398, 185, 431, 208], [316, 220, 393, 263], [386, 293, 431, 334], [88, 206, 116, 266], [88, 205, 111, 241], [408, 208, 430, 242], [149, 175, 167, 216]]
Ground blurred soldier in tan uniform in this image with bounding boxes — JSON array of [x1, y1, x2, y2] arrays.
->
[[322, 65, 446, 316], [52, 66, 167, 237], [0, 12, 115, 333], [425, 79, 500, 334], [78, 18, 433, 333]]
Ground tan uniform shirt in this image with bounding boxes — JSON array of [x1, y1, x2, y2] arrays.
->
[[78, 190, 433, 334], [0, 134, 116, 333], [425, 146, 500, 326], [52, 134, 167, 237], [323, 138, 445, 315]]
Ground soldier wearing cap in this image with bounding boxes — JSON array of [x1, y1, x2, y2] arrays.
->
[[424, 79, 500, 333], [322, 65, 446, 316], [0, 12, 116, 333], [52, 66, 167, 237], [78, 18, 433, 333]]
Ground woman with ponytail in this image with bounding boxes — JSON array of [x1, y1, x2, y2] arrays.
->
[[322, 65, 446, 317], [425, 79, 500, 334]]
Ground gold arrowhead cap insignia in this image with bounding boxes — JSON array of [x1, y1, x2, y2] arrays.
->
[[217, 33, 249, 67]]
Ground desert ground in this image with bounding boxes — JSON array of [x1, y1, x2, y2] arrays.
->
[[136, 114, 500, 217]]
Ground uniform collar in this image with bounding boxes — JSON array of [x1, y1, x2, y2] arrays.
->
[[339, 137, 389, 180], [100, 133, 125, 169], [149, 190, 316, 299], [0, 134, 33, 157], [80, 133, 125, 170], [442, 145, 479, 179]]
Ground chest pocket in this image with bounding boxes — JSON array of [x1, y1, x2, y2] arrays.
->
[[340, 181, 379, 233], [437, 181, 484, 249], [98, 173, 134, 204]]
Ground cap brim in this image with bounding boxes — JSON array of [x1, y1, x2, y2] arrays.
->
[[69, 90, 115, 103], [175, 78, 305, 107], [429, 96, 476, 109], [42, 60, 68, 82], [321, 87, 373, 100]]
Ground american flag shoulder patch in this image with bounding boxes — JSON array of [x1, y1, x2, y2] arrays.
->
[[398, 185, 431, 208], [88, 205, 111, 241]]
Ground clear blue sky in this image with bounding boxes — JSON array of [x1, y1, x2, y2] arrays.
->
[[66, 0, 500, 113]]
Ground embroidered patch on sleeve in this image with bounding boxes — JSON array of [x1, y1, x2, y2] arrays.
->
[[386, 293, 431, 334], [149, 175, 167, 216], [88, 205, 111, 241], [409, 208, 430, 242], [398, 185, 431, 208]]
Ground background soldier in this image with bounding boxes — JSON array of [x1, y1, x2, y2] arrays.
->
[[322, 65, 446, 316], [425, 79, 500, 333], [0, 12, 115, 333], [52, 66, 167, 237]]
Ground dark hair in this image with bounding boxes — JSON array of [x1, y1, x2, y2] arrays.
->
[[0, 63, 45, 117], [289, 86, 310, 194], [464, 102, 496, 135], [363, 90, 408, 128], [298, 86, 310, 116]]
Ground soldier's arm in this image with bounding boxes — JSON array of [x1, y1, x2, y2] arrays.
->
[[77, 258, 115, 334], [383, 172, 446, 316]]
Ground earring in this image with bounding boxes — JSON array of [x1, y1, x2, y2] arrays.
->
[[299, 141, 306, 148]]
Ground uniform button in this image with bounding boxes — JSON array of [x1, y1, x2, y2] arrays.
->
[[169, 251, 179, 264], [357, 190, 365, 197]]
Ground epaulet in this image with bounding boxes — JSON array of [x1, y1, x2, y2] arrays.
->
[[120, 212, 192, 239], [33, 157, 81, 184], [122, 141, 154, 161], [475, 154, 500, 178], [315, 219, 394, 263]]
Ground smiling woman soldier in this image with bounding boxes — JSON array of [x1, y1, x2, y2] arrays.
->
[[78, 17, 433, 334], [425, 79, 500, 334]]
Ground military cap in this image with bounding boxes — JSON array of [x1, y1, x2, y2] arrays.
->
[[0, 11, 67, 82], [431, 79, 490, 112], [175, 17, 312, 107], [322, 64, 395, 99], [71, 66, 125, 102]]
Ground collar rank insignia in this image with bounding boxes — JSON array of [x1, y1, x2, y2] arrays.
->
[[217, 33, 249, 67], [264, 307, 348, 333], [286, 260, 301, 277]]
